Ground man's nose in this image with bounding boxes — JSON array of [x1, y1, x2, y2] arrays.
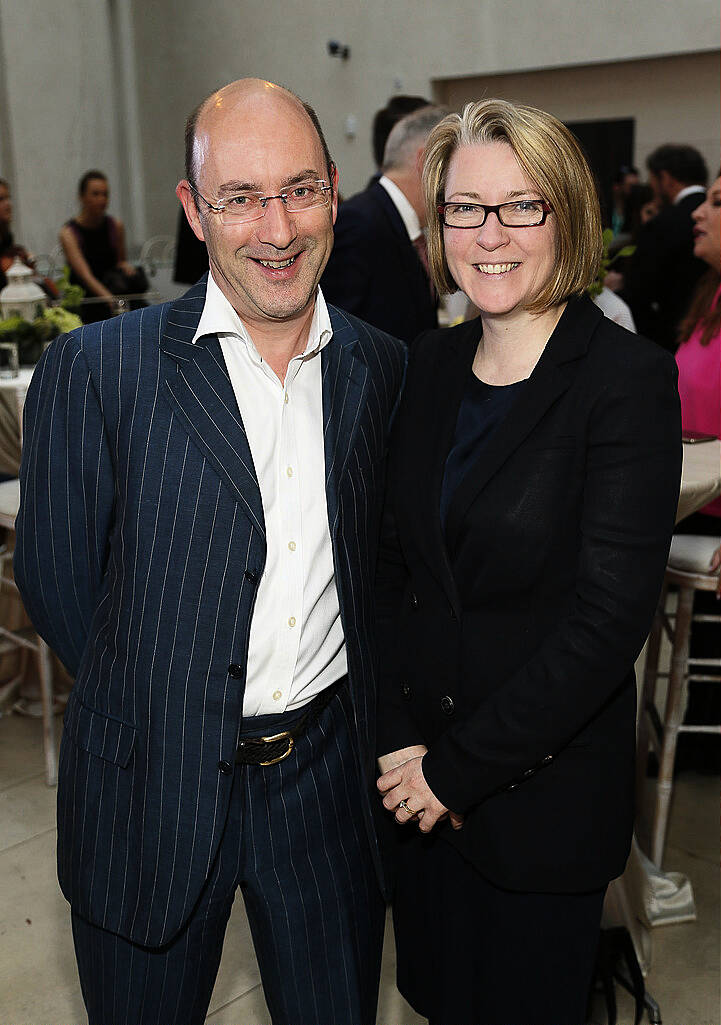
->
[[256, 197, 297, 249]]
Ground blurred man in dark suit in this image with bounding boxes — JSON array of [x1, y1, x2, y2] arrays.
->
[[321, 105, 446, 344], [622, 144, 708, 351]]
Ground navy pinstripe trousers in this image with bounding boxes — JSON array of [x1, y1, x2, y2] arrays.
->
[[71, 685, 385, 1025]]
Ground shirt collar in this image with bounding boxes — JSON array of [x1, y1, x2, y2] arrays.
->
[[378, 175, 422, 241], [192, 268, 333, 363], [674, 184, 706, 205]]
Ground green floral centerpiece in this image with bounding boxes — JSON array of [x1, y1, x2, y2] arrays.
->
[[0, 267, 83, 364], [587, 228, 635, 299]]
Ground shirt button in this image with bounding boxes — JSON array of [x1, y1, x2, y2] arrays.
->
[[228, 663, 244, 679], [218, 760, 233, 775], [288, 616, 296, 627], [286, 466, 293, 477], [401, 683, 411, 700], [273, 689, 282, 701], [288, 540, 296, 552]]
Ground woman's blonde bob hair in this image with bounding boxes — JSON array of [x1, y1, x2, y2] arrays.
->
[[423, 99, 603, 312]]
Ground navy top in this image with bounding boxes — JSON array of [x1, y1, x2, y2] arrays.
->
[[440, 373, 526, 526]]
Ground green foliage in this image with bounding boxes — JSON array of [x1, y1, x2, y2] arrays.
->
[[0, 306, 82, 364], [587, 228, 636, 299], [55, 265, 85, 312]]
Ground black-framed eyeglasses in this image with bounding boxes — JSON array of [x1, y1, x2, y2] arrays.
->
[[439, 199, 553, 229], [188, 179, 333, 225]]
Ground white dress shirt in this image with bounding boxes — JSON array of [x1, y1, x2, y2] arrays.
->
[[674, 185, 706, 205], [193, 271, 347, 715], [378, 175, 422, 242]]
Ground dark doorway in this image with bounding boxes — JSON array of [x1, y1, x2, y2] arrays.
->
[[564, 118, 635, 228]]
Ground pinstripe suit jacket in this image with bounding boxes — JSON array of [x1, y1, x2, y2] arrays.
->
[[15, 277, 406, 948]]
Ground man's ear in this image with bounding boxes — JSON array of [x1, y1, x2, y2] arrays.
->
[[176, 180, 206, 243], [414, 144, 426, 179]]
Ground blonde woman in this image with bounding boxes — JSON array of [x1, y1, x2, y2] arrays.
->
[[376, 99, 682, 1024]]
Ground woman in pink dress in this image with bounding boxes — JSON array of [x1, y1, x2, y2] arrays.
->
[[673, 172, 720, 771], [675, 173, 721, 538]]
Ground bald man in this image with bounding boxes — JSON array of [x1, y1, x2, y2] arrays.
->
[[16, 79, 406, 1025]]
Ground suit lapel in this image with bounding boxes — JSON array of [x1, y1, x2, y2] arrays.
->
[[444, 297, 602, 549], [372, 183, 430, 294], [159, 277, 265, 536], [323, 309, 370, 538]]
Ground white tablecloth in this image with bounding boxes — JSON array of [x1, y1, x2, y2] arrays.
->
[[677, 438, 721, 522], [0, 367, 36, 476]]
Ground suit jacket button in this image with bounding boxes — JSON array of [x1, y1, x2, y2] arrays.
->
[[506, 782, 518, 791], [440, 695, 455, 716], [410, 592, 419, 608], [228, 663, 244, 679], [523, 768, 535, 778], [401, 683, 412, 700], [542, 754, 553, 764], [244, 569, 258, 583], [218, 760, 233, 775]]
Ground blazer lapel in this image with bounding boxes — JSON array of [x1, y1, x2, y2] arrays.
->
[[444, 296, 602, 547], [323, 309, 370, 538], [403, 319, 479, 616], [159, 278, 265, 536]]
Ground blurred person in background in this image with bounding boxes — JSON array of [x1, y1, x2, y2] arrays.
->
[[672, 171, 721, 769], [60, 170, 147, 322], [321, 105, 446, 342], [621, 144, 707, 351], [610, 164, 640, 236], [370, 94, 431, 180], [676, 172, 721, 481], [0, 178, 58, 297], [0, 177, 32, 286], [375, 99, 681, 1025]]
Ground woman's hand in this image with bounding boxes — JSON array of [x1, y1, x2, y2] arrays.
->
[[377, 755, 464, 833], [377, 744, 428, 776]]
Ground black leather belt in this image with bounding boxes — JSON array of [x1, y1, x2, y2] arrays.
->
[[235, 678, 343, 767]]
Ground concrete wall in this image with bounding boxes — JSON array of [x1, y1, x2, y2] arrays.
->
[[0, 0, 717, 254], [437, 52, 720, 188], [0, 0, 123, 258], [129, 0, 719, 238]]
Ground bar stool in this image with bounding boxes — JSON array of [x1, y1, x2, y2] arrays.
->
[[636, 534, 721, 867], [0, 479, 57, 786]]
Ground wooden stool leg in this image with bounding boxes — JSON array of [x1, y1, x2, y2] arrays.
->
[[37, 638, 57, 787], [651, 583, 694, 867], [636, 583, 667, 814]]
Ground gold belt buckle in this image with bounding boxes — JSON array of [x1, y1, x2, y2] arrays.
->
[[259, 730, 295, 766]]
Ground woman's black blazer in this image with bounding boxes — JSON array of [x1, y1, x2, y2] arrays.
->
[[376, 296, 682, 893]]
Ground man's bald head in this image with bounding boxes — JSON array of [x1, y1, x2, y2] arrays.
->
[[184, 78, 333, 188]]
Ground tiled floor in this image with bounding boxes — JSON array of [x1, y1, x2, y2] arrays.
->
[[0, 710, 718, 1025]]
